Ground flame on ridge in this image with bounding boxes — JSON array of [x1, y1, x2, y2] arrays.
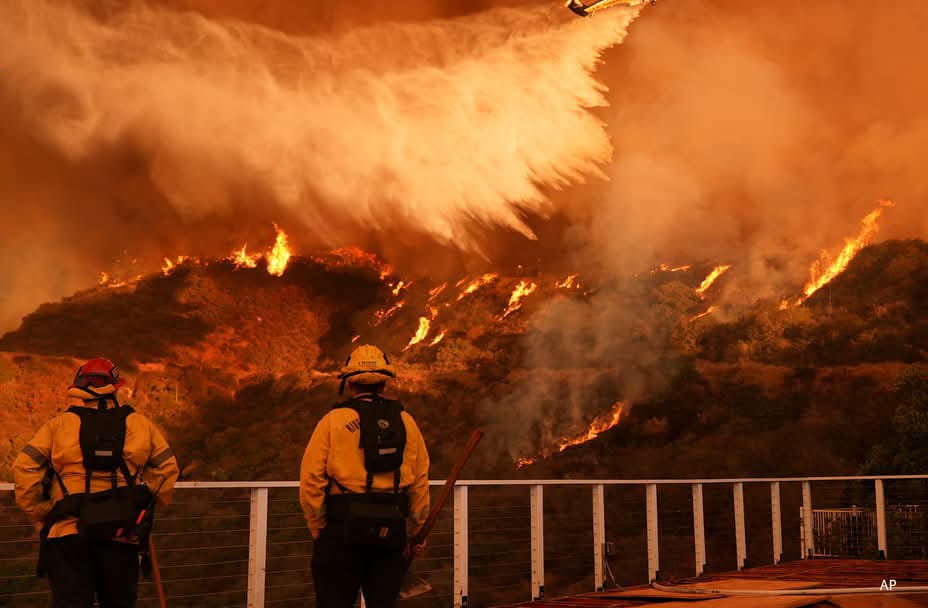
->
[[516, 402, 625, 469], [456, 274, 499, 301], [501, 280, 538, 318], [695, 265, 731, 296], [794, 200, 896, 306], [403, 317, 431, 351], [556, 274, 580, 289]]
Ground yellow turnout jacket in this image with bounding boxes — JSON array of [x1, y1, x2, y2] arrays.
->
[[13, 400, 180, 539], [300, 395, 430, 537]]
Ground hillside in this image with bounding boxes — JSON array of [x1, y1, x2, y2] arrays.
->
[[2, 240, 927, 482]]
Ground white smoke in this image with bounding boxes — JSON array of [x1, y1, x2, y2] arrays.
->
[[0, 0, 640, 250]]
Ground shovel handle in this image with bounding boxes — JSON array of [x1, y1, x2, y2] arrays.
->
[[149, 536, 167, 608], [410, 430, 484, 549]]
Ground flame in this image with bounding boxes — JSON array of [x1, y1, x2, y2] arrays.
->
[[501, 280, 538, 318], [690, 305, 718, 321], [266, 225, 292, 277], [795, 200, 896, 305], [695, 265, 731, 296], [427, 305, 439, 320], [98, 272, 110, 286], [162, 257, 175, 275], [319, 247, 393, 279], [653, 263, 692, 274], [231, 244, 260, 269], [517, 402, 625, 468], [403, 317, 431, 350], [428, 283, 448, 301], [556, 403, 624, 453], [351, 335, 361, 343], [556, 274, 581, 289], [430, 330, 446, 346], [391, 280, 409, 297], [456, 273, 499, 301], [371, 300, 405, 326]]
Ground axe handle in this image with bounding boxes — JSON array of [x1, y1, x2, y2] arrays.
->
[[410, 430, 484, 549], [149, 536, 167, 608]]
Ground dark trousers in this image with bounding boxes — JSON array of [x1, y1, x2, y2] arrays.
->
[[312, 526, 409, 608], [45, 536, 140, 608]]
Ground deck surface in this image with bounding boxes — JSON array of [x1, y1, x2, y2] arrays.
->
[[500, 560, 928, 608]]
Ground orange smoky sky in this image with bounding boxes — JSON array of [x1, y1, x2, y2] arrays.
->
[[1, 0, 926, 330]]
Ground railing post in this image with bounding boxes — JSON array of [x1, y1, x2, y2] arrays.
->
[[454, 486, 469, 608], [770, 481, 782, 564], [592, 484, 606, 591], [875, 479, 888, 559], [646, 484, 659, 583], [247, 487, 268, 608], [530, 485, 545, 600], [733, 482, 746, 570], [801, 481, 814, 558], [692, 483, 706, 576]]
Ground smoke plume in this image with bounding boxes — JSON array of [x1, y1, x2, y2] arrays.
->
[[0, 0, 641, 330]]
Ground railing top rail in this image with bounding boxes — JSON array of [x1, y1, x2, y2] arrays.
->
[[3, 474, 928, 492]]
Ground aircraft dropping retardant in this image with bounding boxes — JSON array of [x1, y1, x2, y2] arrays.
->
[[565, 0, 655, 17]]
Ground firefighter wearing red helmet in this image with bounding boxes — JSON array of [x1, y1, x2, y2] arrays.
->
[[13, 357, 180, 608], [300, 344, 430, 608]]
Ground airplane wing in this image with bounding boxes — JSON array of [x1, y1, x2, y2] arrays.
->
[[565, 0, 653, 17]]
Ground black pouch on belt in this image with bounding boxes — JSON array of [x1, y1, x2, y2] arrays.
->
[[326, 493, 410, 551]]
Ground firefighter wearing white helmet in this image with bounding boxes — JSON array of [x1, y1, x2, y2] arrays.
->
[[300, 344, 430, 608]]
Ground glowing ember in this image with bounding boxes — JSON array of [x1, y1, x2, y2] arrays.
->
[[695, 265, 731, 296], [690, 305, 718, 322], [456, 273, 498, 301], [429, 330, 446, 346], [428, 283, 448, 301], [266, 225, 292, 277], [403, 317, 431, 350], [501, 280, 537, 318], [230, 244, 260, 269], [516, 402, 625, 468], [556, 274, 580, 289], [795, 199, 896, 306], [371, 301, 405, 326]]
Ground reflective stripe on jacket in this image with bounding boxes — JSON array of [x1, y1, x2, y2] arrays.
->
[[13, 401, 180, 539]]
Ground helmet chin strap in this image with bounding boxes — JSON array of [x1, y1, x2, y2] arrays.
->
[[75, 386, 120, 409]]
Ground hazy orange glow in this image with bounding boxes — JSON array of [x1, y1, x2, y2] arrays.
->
[[501, 280, 538, 318], [456, 274, 499, 301], [266, 225, 292, 277], [403, 317, 431, 351], [695, 265, 731, 296], [795, 200, 896, 305]]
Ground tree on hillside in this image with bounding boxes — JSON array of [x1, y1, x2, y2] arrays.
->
[[863, 367, 928, 474]]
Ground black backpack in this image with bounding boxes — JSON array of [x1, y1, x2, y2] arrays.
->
[[325, 395, 410, 549], [60, 406, 152, 540]]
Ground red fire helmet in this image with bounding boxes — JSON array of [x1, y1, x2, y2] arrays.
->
[[72, 357, 125, 390]]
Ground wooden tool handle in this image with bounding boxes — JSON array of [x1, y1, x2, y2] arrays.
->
[[149, 536, 167, 608], [411, 430, 484, 548]]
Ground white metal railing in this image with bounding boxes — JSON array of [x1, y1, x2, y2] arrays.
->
[[4, 475, 928, 608]]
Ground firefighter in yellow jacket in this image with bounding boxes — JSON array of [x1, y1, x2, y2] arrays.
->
[[300, 344, 430, 608], [13, 357, 179, 608]]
